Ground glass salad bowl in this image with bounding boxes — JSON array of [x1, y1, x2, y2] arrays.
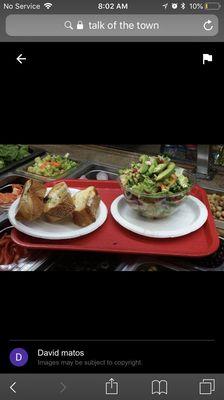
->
[[119, 169, 195, 219]]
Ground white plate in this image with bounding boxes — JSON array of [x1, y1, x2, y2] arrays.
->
[[111, 195, 208, 238], [8, 188, 108, 240]]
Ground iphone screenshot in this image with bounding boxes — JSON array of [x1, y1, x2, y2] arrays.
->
[[0, 0, 223, 398]]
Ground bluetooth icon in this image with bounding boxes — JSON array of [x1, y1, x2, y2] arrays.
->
[[181, 2, 186, 9]]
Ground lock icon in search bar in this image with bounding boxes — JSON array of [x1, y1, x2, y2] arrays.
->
[[77, 20, 84, 30]]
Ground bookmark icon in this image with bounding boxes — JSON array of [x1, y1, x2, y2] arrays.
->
[[152, 380, 168, 395]]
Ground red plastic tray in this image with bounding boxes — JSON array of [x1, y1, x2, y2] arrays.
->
[[11, 179, 220, 257]]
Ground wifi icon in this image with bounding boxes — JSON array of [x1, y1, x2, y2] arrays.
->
[[44, 2, 53, 9]]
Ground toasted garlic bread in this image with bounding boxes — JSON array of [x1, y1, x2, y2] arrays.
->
[[44, 182, 74, 223], [72, 186, 101, 227], [29, 179, 46, 200], [16, 179, 46, 221]]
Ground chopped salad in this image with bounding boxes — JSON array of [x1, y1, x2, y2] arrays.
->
[[27, 153, 77, 177], [119, 154, 191, 196]]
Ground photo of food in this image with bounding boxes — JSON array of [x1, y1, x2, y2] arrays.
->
[[0, 144, 223, 272]]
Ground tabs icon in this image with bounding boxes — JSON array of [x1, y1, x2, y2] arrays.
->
[[199, 379, 215, 395]]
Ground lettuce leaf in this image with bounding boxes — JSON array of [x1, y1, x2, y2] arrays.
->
[[0, 144, 30, 163], [0, 158, 5, 169], [16, 145, 30, 160]]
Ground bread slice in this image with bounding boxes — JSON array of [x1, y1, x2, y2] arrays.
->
[[44, 182, 74, 223], [30, 179, 46, 200], [72, 186, 101, 227], [16, 179, 46, 222]]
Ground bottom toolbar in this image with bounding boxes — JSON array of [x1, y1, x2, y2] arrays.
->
[[1, 374, 223, 399]]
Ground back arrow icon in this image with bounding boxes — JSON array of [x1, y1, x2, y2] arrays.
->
[[10, 382, 16, 394], [17, 54, 27, 64], [60, 382, 66, 394]]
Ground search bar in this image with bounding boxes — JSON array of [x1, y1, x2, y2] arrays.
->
[[6, 14, 218, 37]]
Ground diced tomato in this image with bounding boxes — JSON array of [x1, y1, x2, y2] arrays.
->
[[12, 184, 23, 190], [12, 184, 23, 196], [0, 185, 23, 204], [0, 193, 18, 204], [40, 162, 49, 169]]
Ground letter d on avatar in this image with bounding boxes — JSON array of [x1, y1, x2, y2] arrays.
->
[[10, 348, 29, 367], [16, 353, 22, 362]]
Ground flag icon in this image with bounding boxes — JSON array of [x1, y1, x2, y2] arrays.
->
[[203, 54, 213, 64]]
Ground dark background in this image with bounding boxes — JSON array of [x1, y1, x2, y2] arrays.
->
[[2, 41, 221, 70], [0, 273, 222, 373]]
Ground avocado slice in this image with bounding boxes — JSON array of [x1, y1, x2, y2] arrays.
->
[[155, 162, 176, 182], [147, 158, 158, 176], [153, 161, 169, 174], [139, 154, 149, 163], [139, 163, 149, 174], [178, 174, 189, 189]]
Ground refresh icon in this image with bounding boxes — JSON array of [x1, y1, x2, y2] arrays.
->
[[203, 19, 214, 31]]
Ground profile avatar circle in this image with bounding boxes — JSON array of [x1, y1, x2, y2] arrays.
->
[[9, 348, 29, 367]]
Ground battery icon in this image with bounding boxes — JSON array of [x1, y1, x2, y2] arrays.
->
[[205, 2, 221, 10]]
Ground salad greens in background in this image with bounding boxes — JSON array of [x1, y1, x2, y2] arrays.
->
[[119, 154, 191, 196], [27, 153, 77, 177], [0, 145, 30, 170]]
